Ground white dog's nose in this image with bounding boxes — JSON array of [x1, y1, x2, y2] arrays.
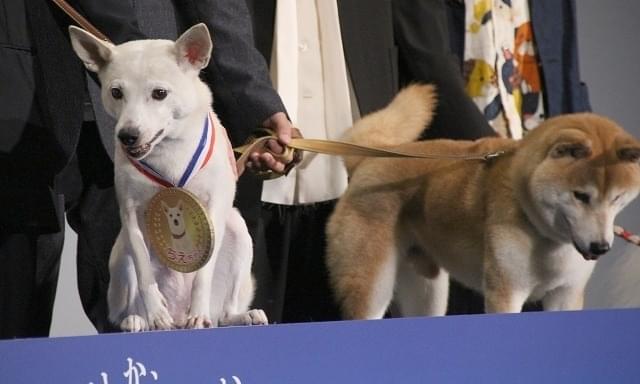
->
[[118, 127, 140, 146]]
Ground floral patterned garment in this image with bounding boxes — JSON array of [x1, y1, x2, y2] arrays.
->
[[463, 0, 545, 139]]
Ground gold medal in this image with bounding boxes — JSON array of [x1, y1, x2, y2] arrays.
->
[[144, 187, 214, 273]]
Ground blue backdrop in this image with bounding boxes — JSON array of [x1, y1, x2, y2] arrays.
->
[[1, 309, 639, 383]]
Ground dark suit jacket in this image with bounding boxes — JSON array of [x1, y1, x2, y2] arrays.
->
[[173, 0, 286, 147], [530, 0, 591, 115], [0, 0, 143, 233], [246, 0, 495, 139]]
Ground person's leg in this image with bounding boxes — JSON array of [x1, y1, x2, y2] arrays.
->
[[251, 203, 292, 324], [65, 122, 120, 333], [0, 211, 64, 338], [281, 201, 341, 323]]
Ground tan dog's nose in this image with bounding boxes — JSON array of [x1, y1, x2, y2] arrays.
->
[[589, 242, 610, 256]]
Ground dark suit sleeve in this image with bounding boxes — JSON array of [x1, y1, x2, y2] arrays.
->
[[68, 0, 146, 43], [173, 0, 286, 146], [393, 0, 495, 140]]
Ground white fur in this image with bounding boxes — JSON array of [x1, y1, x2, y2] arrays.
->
[[70, 24, 266, 331]]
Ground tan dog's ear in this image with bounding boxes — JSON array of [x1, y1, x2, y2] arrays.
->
[[549, 141, 592, 159], [618, 147, 640, 163], [68, 26, 114, 72], [175, 23, 213, 71]]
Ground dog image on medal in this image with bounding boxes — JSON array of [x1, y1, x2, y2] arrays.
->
[[162, 200, 198, 263], [326, 84, 640, 319], [69, 24, 267, 331]]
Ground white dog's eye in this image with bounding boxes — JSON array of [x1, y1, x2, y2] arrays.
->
[[612, 194, 623, 204], [573, 191, 591, 204], [111, 87, 123, 100], [152, 88, 168, 100]]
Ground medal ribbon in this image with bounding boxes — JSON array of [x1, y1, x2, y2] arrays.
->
[[128, 113, 216, 187]]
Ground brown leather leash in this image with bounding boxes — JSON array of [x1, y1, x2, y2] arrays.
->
[[232, 129, 506, 177], [51, 0, 111, 42]]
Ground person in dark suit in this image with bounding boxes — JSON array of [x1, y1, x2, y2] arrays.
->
[[0, 0, 292, 338], [244, 0, 496, 323], [0, 0, 145, 338]]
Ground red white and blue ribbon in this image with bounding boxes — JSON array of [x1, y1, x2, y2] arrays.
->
[[128, 113, 216, 188]]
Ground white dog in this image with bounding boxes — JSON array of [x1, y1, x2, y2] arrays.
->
[[69, 24, 267, 331]]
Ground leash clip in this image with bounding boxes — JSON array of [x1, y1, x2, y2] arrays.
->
[[482, 150, 506, 162]]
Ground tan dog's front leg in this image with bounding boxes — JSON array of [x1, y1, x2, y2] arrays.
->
[[542, 286, 585, 311], [483, 254, 528, 313]]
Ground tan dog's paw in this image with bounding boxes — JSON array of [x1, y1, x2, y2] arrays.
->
[[120, 315, 148, 332]]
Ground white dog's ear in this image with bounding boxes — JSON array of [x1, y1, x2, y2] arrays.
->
[[162, 201, 170, 213], [175, 23, 213, 71], [68, 26, 114, 72]]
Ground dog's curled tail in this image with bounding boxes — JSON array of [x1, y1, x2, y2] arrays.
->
[[341, 83, 437, 173]]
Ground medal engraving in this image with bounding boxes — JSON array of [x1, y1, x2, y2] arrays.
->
[[145, 188, 214, 273]]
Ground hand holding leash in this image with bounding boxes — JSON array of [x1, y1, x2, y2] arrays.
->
[[242, 112, 303, 179]]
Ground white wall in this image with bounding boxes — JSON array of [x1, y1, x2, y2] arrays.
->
[[50, 221, 96, 336]]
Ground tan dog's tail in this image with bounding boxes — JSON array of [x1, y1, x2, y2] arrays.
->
[[341, 84, 437, 173]]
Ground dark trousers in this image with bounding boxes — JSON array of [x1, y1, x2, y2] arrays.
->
[[252, 200, 342, 324], [0, 122, 120, 338]]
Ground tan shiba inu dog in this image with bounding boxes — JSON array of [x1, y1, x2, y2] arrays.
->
[[326, 84, 640, 319]]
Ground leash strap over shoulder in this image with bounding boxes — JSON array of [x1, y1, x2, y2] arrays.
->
[[51, 0, 111, 42]]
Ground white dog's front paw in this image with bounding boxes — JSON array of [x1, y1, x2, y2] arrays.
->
[[120, 315, 148, 332], [141, 283, 174, 330], [185, 314, 213, 329], [220, 309, 268, 327], [246, 309, 268, 325], [147, 306, 174, 330]]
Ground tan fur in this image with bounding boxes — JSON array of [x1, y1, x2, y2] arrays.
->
[[342, 84, 437, 173], [327, 89, 640, 318]]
